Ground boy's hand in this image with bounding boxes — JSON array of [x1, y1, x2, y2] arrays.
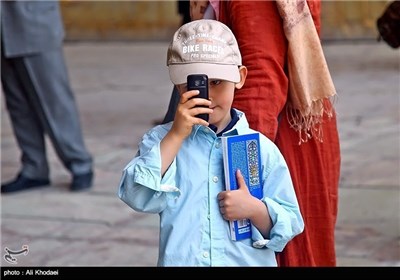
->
[[217, 169, 259, 221], [170, 89, 212, 140]]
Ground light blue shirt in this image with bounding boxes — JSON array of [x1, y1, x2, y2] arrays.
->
[[118, 109, 304, 266]]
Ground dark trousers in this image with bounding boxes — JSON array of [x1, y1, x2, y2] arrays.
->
[[1, 48, 92, 179]]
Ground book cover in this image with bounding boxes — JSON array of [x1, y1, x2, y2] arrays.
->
[[221, 132, 263, 241]]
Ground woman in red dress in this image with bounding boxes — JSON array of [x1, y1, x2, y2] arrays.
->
[[216, 0, 341, 266]]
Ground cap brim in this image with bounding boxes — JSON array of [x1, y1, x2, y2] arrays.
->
[[169, 63, 240, 85]]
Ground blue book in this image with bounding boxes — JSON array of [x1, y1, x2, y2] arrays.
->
[[221, 132, 263, 241]]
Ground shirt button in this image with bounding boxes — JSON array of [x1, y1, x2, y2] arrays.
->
[[207, 214, 210, 219], [203, 252, 209, 258], [215, 142, 221, 149], [212, 176, 218, 183]]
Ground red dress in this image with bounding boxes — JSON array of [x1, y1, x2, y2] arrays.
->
[[219, 0, 341, 266]]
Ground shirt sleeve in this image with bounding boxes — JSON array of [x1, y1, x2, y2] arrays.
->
[[118, 128, 181, 214], [250, 140, 304, 252]]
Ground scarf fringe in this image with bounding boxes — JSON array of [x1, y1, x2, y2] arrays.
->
[[286, 95, 337, 145]]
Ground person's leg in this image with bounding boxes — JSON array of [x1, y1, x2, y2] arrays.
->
[[1, 52, 49, 180], [161, 86, 180, 124], [21, 49, 93, 179]]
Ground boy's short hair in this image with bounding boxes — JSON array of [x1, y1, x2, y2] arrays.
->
[[167, 19, 242, 85]]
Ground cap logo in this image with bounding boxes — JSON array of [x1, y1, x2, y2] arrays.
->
[[181, 29, 227, 61], [182, 42, 225, 54]]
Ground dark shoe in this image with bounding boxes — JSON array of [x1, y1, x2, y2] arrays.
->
[[1, 174, 50, 194], [71, 171, 93, 192]]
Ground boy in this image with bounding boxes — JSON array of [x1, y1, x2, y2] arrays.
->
[[118, 19, 304, 266]]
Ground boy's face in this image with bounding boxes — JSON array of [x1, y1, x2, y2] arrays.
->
[[176, 66, 247, 130], [177, 79, 235, 129]]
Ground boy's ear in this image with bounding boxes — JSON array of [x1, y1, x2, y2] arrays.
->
[[235, 66, 248, 89]]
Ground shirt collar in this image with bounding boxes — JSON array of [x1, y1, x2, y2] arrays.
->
[[191, 108, 250, 139], [209, 109, 239, 137], [221, 109, 250, 136]]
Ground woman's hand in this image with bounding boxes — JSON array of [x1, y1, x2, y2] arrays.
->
[[190, 0, 210, 20]]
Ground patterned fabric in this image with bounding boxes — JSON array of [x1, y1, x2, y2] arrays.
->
[[276, 0, 337, 144]]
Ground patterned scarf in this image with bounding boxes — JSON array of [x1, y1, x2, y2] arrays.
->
[[276, 0, 337, 143]]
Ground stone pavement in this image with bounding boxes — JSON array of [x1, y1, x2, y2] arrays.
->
[[1, 41, 399, 267]]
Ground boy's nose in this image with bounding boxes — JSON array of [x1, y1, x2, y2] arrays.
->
[[207, 90, 214, 101]]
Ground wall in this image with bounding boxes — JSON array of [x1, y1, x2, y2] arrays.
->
[[60, 0, 392, 41], [60, 0, 180, 41], [321, 0, 391, 41]]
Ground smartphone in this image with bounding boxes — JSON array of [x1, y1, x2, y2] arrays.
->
[[187, 74, 209, 122]]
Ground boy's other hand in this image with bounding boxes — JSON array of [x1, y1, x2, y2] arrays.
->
[[217, 170, 258, 221]]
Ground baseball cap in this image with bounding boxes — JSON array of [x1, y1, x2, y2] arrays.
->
[[167, 19, 242, 85]]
